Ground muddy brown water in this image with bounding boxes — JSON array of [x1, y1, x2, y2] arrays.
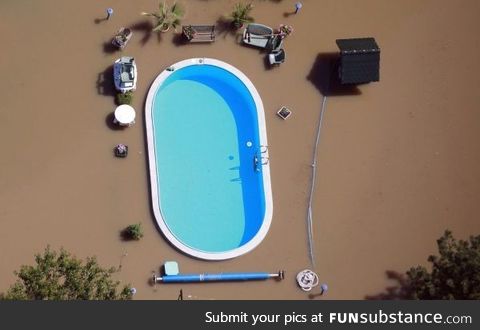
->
[[1, 0, 479, 299]]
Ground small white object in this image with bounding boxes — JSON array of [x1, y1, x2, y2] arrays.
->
[[114, 104, 136, 126], [320, 283, 328, 294], [246, 141, 253, 147], [268, 53, 276, 65], [296, 269, 319, 292], [164, 261, 180, 276], [130, 287, 137, 295]]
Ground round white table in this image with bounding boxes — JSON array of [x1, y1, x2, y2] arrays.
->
[[114, 104, 136, 126]]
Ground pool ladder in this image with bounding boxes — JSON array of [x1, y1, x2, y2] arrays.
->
[[254, 145, 269, 172]]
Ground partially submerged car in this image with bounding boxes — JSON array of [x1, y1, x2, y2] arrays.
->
[[113, 56, 137, 93]]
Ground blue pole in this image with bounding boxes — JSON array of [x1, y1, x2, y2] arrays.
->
[[154, 271, 284, 283]]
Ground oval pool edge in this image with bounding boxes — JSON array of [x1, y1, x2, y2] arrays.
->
[[145, 58, 273, 260]]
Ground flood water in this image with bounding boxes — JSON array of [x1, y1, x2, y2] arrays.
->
[[1, 0, 479, 299]]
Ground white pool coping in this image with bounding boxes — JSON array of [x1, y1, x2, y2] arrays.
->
[[145, 58, 273, 260]]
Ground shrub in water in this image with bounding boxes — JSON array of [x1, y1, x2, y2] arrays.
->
[[116, 91, 133, 105], [2, 246, 133, 300], [124, 223, 143, 240]]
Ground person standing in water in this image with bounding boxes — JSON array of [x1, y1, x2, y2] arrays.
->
[[106, 8, 114, 20], [294, 2, 303, 14]]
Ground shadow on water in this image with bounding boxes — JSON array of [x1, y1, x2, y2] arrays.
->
[[127, 20, 155, 46], [103, 41, 117, 54], [119, 228, 139, 241], [215, 18, 241, 40], [148, 274, 157, 288], [365, 270, 413, 300], [96, 65, 116, 97], [308, 291, 327, 300], [94, 17, 107, 24], [172, 32, 187, 46], [172, 31, 219, 47], [105, 113, 124, 131], [307, 53, 362, 97], [263, 54, 275, 71]]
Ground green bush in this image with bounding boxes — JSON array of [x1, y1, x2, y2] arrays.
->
[[406, 230, 480, 299], [368, 230, 480, 300], [227, 3, 254, 29], [2, 247, 133, 300], [116, 91, 133, 105], [124, 223, 144, 240]]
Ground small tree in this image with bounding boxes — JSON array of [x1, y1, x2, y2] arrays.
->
[[2, 247, 133, 300], [123, 223, 144, 240], [406, 230, 480, 299], [226, 2, 254, 29], [141, 1, 185, 33]]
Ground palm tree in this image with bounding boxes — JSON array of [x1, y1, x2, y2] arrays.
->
[[141, 1, 185, 33], [227, 2, 254, 29]]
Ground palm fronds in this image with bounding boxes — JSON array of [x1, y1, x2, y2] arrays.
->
[[141, 1, 185, 33], [227, 2, 254, 28]]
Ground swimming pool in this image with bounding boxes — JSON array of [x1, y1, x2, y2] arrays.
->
[[145, 58, 273, 260]]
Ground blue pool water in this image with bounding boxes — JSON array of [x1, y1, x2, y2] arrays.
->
[[150, 64, 266, 253]]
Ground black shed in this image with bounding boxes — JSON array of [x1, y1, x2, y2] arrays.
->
[[336, 38, 380, 84]]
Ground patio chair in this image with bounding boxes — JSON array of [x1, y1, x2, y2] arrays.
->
[[269, 49, 286, 65]]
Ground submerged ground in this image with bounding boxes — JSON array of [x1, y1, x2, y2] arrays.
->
[[1, 0, 479, 299]]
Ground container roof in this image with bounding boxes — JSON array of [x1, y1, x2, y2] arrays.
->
[[336, 38, 380, 84], [336, 38, 380, 54]]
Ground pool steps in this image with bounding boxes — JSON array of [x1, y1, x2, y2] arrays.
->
[[254, 145, 269, 172]]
